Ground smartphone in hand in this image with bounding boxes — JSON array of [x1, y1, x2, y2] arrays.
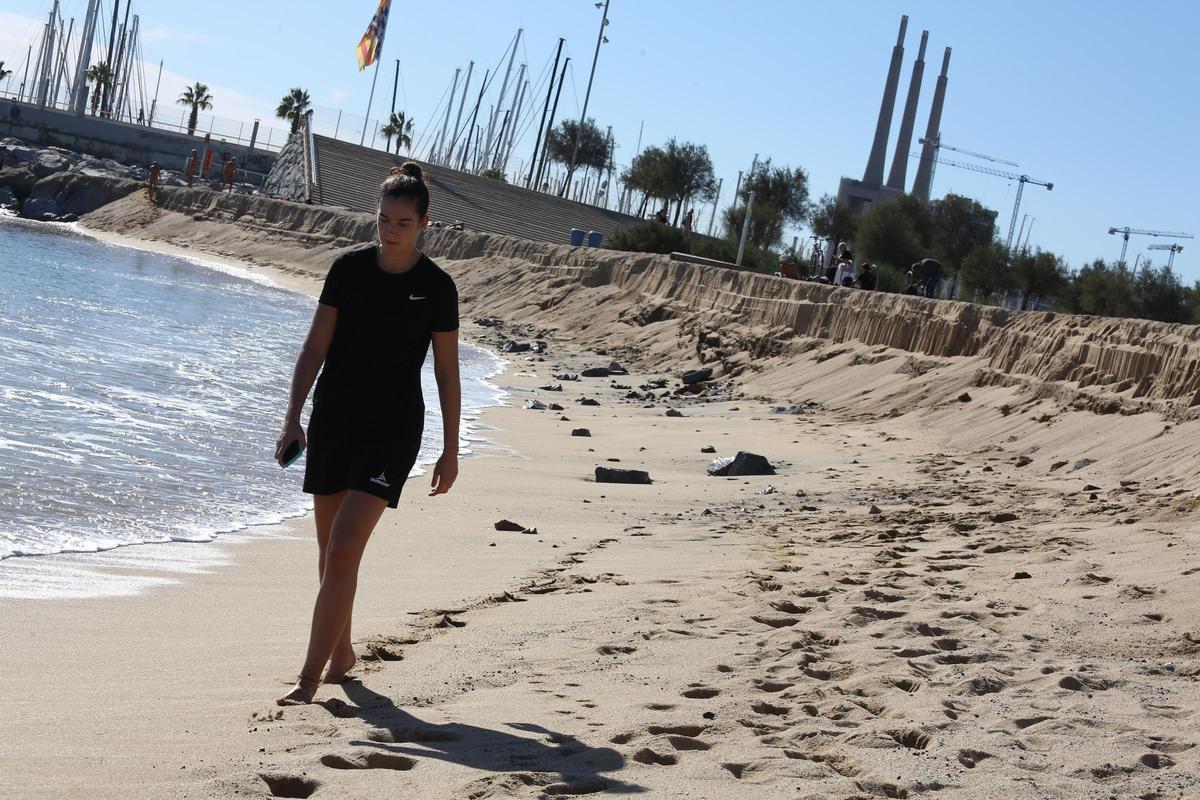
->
[[280, 438, 304, 468]]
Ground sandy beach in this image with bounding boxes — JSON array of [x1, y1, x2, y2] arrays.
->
[[2, 188, 1198, 799]]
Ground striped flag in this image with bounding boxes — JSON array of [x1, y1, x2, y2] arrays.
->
[[356, 0, 391, 71]]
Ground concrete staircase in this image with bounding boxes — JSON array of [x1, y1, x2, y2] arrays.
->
[[311, 135, 642, 245]]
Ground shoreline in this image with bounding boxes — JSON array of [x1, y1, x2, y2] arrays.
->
[[2, 207, 1197, 798], [0, 217, 509, 582]]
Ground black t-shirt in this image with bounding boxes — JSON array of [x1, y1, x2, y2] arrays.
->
[[314, 245, 458, 409]]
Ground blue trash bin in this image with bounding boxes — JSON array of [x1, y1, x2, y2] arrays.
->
[[587, 231, 603, 247], [570, 228, 585, 246]]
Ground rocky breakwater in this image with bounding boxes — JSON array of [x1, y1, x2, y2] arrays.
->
[[0, 137, 147, 221]]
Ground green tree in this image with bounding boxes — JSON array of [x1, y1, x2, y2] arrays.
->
[[958, 241, 1013, 303], [480, 167, 506, 182], [930, 193, 997, 288], [546, 118, 610, 194], [0, 61, 12, 83], [1060, 260, 1137, 318], [854, 194, 932, 273], [809, 194, 858, 262], [275, 87, 311, 136], [621, 145, 669, 217], [623, 139, 716, 223], [177, 82, 213, 137], [1133, 262, 1190, 323], [379, 111, 414, 154], [85, 62, 114, 115], [1010, 249, 1068, 310], [722, 159, 811, 249]]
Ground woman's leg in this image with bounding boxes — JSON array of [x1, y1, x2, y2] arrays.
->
[[313, 491, 357, 681], [278, 490, 388, 705]]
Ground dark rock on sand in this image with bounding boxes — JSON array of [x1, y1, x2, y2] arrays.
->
[[581, 367, 610, 378], [524, 399, 547, 410], [707, 451, 775, 477], [501, 340, 531, 352], [571, 428, 592, 437], [701, 445, 716, 453], [990, 512, 1019, 523], [548, 403, 564, 411], [579, 398, 600, 406], [595, 466, 652, 485], [665, 408, 684, 417], [494, 519, 526, 532], [681, 368, 713, 386], [540, 383, 563, 392]]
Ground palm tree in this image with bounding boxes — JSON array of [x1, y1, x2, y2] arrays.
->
[[379, 111, 414, 154], [177, 82, 213, 137], [85, 62, 114, 115], [275, 87, 311, 136]]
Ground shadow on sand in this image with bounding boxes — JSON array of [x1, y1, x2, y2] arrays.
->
[[310, 680, 646, 795]]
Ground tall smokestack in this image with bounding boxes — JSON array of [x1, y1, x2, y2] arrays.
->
[[862, 15, 907, 187], [886, 30, 927, 191], [912, 46, 952, 201]]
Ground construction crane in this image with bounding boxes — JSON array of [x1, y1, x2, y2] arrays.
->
[[1107, 227, 1194, 265], [918, 136, 1018, 196], [912, 153, 1053, 254], [1147, 243, 1186, 270]]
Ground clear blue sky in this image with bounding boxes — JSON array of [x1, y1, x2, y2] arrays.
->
[[3, 0, 1197, 280]]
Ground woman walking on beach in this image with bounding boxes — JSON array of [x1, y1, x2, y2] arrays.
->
[[274, 163, 460, 705]]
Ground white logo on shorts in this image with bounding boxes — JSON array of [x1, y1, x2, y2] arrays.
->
[[409, 294, 427, 301], [370, 471, 390, 488]]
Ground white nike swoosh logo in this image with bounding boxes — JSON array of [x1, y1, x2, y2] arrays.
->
[[410, 294, 427, 301]]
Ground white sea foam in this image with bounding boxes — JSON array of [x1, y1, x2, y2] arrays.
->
[[0, 218, 505, 596]]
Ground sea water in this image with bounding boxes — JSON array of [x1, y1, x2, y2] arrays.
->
[[0, 214, 503, 589]]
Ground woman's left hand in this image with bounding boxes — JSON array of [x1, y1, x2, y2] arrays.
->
[[429, 451, 458, 496]]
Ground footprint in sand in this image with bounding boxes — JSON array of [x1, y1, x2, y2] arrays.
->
[[648, 724, 707, 737], [259, 773, 320, 798], [1058, 674, 1118, 692], [320, 752, 417, 770], [751, 701, 789, 716], [632, 747, 678, 766]]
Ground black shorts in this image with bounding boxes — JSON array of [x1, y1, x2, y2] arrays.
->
[[302, 401, 424, 508]]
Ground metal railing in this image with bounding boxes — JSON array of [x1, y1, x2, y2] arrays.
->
[[0, 88, 290, 153]]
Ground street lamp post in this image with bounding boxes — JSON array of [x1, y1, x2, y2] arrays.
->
[[560, 0, 610, 197]]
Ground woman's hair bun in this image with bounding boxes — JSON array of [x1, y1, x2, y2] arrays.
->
[[389, 161, 425, 182]]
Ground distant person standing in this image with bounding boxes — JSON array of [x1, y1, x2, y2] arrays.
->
[[185, 149, 198, 187], [855, 263, 877, 290], [222, 156, 238, 192], [147, 161, 161, 203], [652, 206, 668, 224], [201, 148, 215, 182], [682, 208, 694, 237], [913, 258, 943, 298], [833, 244, 856, 287]]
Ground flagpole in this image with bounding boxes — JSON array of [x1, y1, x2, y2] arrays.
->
[[360, 57, 382, 147]]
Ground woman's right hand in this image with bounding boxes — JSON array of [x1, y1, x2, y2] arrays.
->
[[275, 419, 307, 466]]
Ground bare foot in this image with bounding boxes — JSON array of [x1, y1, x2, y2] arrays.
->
[[323, 651, 357, 684], [276, 674, 319, 706]]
